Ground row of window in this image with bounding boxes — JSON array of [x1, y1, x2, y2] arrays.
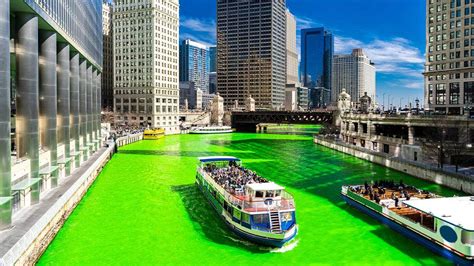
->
[[428, 81, 474, 104]]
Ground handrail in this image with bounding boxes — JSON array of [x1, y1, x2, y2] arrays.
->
[[199, 169, 296, 212]]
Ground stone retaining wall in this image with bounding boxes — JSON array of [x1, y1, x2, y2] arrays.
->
[[314, 137, 474, 194], [0, 134, 143, 266]]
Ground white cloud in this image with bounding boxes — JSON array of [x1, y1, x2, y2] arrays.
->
[[179, 32, 214, 47], [295, 16, 322, 31], [180, 17, 216, 46], [292, 15, 424, 82], [335, 36, 424, 79]]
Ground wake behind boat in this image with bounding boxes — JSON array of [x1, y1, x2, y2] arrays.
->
[[190, 126, 233, 134], [196, 156, 298, 247], [342, 181, 474, 265]]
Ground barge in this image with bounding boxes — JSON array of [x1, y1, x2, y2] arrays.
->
[[342, 181, 474, 265], [196, 156, 297, 247]]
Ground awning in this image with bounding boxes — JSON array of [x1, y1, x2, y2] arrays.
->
[[11, 178, 41, 192], [198, 156, 240, 163], [39, 166, 59, 176]]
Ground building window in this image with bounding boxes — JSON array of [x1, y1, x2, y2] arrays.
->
[[464, 81, 474, 104], [436, 83, 446, 104], [428, 84, 434, 104], [383, 144, 390, 154], [372, 142, 378, 151], [449, 82, 460, 104]]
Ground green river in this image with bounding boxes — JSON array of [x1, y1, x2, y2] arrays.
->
[[38, 131, 458, 265]]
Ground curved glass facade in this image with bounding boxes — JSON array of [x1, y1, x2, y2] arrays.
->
[[24, 0, 103, 68]]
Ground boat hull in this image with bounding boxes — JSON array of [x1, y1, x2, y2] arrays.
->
[[189, 130, 233, 134], [197, 180, 296, 248], [342, 193, 473, 266]]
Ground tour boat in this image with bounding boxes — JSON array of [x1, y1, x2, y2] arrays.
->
[[189, 126, 233, 134], [143, 128, 165, 140], [196, 156, 297, 247], [341, 182, 474, 265]]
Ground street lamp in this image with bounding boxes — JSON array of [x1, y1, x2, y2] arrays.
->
[[382, 93, 386, 111]]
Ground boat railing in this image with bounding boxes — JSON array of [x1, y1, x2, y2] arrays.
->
[[199, 169, 295, 211], [241, 197, 295, 211]]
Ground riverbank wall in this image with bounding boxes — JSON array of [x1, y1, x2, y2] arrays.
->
[[0, 134, 143, 265], [314, 136, 474, 194]]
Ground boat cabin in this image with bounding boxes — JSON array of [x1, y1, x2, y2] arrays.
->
[[245, 182, 284, 201], [403, 196, 474, 248]]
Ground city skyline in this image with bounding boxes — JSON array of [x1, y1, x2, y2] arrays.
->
[[179, 0, 425, 107]]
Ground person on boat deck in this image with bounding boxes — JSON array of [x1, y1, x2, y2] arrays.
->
[[374, 192, 381, 203], [205, 164, 267, 194]]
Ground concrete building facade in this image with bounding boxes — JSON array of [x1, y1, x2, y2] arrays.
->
[[217, 0, 287, 109], [332, 48, 376, 104], [113, 0, 180, 133], [179, 81, 203, 110], [102, 0, 114, 110], [0, 0, 103, 230], [286, 9, 298, 86], [424, 0, 474, 115]]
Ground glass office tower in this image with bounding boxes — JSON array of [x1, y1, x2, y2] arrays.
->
[[180, 39, 210, 94], [300, 27, 334, 109]]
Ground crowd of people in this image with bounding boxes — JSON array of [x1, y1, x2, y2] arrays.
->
[[204, 161, 267, 194], [351, 180, 434, 206], [111, 125, 146, 138]]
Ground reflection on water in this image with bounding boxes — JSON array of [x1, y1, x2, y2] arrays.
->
[[38, 133, 454, 265], [261, 124, 321, 136]]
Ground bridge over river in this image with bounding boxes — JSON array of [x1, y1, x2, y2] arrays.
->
[[231, 111, 334, 132]]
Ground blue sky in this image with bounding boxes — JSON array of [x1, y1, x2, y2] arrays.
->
[[179, 0, 426, 107]]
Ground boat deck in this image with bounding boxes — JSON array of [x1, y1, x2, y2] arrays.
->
[[349, 184, 437, 231]]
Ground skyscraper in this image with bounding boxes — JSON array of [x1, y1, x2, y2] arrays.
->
[[113, 0, 180, 133], [300, 27, 334, 109], [217, 0, 287, 109], [0, 0, 103, 228], [102, 0, 113, 110], [209, 46, 217, 73], [333, 49, 376, 103], [424, 0, 474, 115], [286, 10, 298, 86], [179, 39, 210, 94]]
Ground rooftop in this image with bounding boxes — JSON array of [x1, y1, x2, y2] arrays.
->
[[246, 182, 284, 191], [198, 156, 240, 163], [404, 196, 474, 231]]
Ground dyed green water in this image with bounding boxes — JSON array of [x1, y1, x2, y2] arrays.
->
[[38, 133, 458, 265], [263, 124, 321, 135]]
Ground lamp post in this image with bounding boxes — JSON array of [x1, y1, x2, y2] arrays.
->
[[382, 93, 386, 111]]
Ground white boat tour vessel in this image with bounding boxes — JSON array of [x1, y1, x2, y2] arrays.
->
[[189, 126, 233, 134], [342, 181, 474, 265], [196, 156, 297, 247]]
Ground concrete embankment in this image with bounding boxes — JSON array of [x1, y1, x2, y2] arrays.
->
[[314, 137, 474, 194], [0, 133, 142, 266]]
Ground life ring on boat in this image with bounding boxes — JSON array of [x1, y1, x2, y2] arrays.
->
[[264, 199, 273, 205]]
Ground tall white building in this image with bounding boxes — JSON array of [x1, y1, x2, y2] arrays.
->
[[424, 0, 474, 115], [286, 9, 298, 86], [113, 0, 180, 134], [332, 48, 376, 103]]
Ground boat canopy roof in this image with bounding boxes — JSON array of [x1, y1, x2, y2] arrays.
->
[[404, 196, 474, 231], [246, 182, 284, 191], [198, 156, 241, 163]]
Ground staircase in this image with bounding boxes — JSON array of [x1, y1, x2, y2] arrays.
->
[[269, 211, 281, 232]]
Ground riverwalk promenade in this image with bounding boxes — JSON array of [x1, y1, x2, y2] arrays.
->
[[314, 136, 474, 194], [0, 133, 142, 265]]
